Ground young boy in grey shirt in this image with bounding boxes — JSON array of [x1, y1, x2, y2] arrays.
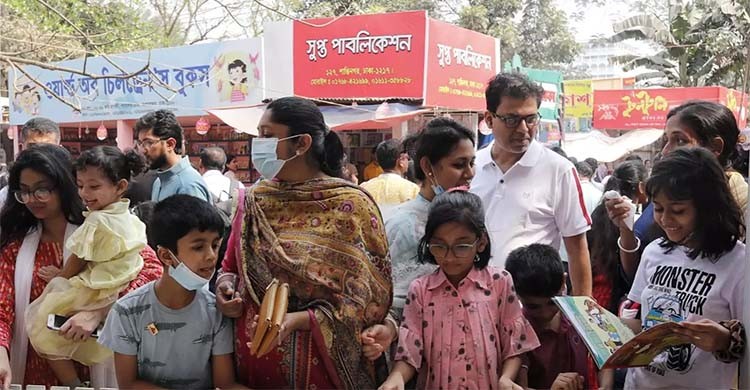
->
[[99, 195, 245, 389]]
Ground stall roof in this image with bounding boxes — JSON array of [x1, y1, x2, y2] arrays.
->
[[207, 102, 429, 136], [564, 129, 663, 163]]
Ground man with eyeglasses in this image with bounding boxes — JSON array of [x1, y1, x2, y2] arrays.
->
[[0, 117, 61, 211], [134, 110, 211, 203], [470, 73, 592, 296]]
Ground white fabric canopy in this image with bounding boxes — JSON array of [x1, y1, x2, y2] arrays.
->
[[564, 129, 664, 163], [207, 102, 428, 136], [207, 104, 266, 136]]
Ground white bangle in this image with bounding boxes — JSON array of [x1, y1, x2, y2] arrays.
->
[[385, 316, 400, 342], [617, 236, 641, 253], [216, 272, 238, 287]]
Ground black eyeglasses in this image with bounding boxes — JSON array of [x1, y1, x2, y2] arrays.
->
[[14, 187, 54, 204], [427, 239, 479, 258], [134, 138, 166, 149], [490, 112, 541, 129]]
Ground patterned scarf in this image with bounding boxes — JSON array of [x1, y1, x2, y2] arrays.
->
[[239, 177, 392, 389]]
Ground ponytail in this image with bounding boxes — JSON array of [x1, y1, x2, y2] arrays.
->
[[320, 130, 344, 178], [266, 97, 345, 178], [125, 149, 147, 179], [74, 145, 143, 184]]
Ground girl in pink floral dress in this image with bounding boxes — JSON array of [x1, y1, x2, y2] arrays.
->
[[380, 190, 540, 390]]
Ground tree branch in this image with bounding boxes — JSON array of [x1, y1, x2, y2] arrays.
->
[[0, 53, 149, 79], [214, 0, 255, 29], [34, 0, 132, 75], [5, 59, 82, 112]]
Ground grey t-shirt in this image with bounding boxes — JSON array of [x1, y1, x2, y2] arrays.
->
[[99, 281, 233, 389]]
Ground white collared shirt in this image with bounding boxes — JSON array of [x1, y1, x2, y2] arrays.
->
[[470, 141, 591, 267], [202, 170, 232, 202]]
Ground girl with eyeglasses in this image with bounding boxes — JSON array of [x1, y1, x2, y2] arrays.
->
[[24, 146, 149, 387], [0, 144, 162, 388], [379, 190, 539, 390]]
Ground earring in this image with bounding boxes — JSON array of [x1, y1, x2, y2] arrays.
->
[[474, 254, 480, 264]]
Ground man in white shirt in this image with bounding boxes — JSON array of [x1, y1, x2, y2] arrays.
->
[[470, 72, 593, 296], [198, 147, 233, 202], [575, 161, 603, 215]]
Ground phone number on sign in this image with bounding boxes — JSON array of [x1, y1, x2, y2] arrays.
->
[[309, 77, 413, 86]]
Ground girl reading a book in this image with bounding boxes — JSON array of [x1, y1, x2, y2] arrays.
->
[[379, 190, 539, 390], [620, 147, 746, 389]]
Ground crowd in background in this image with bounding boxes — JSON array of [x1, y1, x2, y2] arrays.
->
[[0, 72, 745, 390]]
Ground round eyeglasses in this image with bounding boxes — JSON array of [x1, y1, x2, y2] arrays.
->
[[427, 239, 479, 258], [14, 187, 54, 204]]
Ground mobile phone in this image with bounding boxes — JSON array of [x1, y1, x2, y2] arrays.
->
[[46, 314, 101, 338]]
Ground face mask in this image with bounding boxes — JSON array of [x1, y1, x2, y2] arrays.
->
[[251, 135, 302, 179], [163, 248, 213, 291], [428, 165, 446, 196]]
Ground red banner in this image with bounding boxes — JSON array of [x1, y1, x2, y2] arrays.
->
[[593, 87, 730, 129], [721, 88, 749, 128], [423, 19, 498, 111], [293, 11, 426, 99]]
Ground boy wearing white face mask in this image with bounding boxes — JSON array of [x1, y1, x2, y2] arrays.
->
[[98, 195, 246, 389]]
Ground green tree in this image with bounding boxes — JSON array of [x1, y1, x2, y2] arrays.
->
[[2, 0, 168, 57], [610, 0, 750, 88], [284, 0, 579, 67], [283, 0, 439, 19], [516, 0, 579, 68]]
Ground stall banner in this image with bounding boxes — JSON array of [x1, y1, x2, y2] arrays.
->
[[564, 79, 593, 118], [522, 67, 563, 121], [721, 88, 749, 128], [8, 39, 263, 125], [423, 19, 499, 111], [293, 11, 427, 99], [592, 78, 630, 91], [593, 87, 722, 130]]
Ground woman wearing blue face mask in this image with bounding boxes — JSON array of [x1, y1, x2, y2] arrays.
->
[[384, 118, 476, 323], [215, 97, 393, 389]]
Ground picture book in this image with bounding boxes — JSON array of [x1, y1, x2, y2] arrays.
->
[[553, 296, 686, 369]]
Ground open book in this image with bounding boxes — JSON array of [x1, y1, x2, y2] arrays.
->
[[553, 296, 685, 369]]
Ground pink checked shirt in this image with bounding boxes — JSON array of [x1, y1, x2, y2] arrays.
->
[[395, 266, 540, 390]]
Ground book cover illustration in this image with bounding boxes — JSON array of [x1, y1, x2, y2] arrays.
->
[[554, 296, 685, 369]]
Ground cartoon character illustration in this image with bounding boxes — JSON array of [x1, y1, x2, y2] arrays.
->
[[645, 294, 694, 373], [584, 299, 623, 352], [214, 52, 261, 103], [227, 59, 248, 102], [13, 84, 41, 116], [645, 295, 683, 328]]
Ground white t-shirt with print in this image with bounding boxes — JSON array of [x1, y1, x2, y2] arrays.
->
[[625, 239, 746, 389]]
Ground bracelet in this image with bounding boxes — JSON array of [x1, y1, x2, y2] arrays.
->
[[714, 320, 745, 363], [385, 314, 400, 342], [216, 272, 238, 288], [617, 236, 641, 253]]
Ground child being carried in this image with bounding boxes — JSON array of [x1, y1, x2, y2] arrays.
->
[[25, 146, 147, 387]]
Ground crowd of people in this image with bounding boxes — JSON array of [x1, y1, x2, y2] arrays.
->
[[0, 71, 745, 390]]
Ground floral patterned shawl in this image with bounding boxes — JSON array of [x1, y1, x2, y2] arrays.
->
[[239, 177, 392, 389]]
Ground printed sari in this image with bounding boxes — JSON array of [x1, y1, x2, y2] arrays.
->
[[224, 178, 392, 389]]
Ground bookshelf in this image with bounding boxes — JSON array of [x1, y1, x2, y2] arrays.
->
[[183, 125, 259, 184], [60, 127, 117, 158], [340, 130, 393, 176]]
